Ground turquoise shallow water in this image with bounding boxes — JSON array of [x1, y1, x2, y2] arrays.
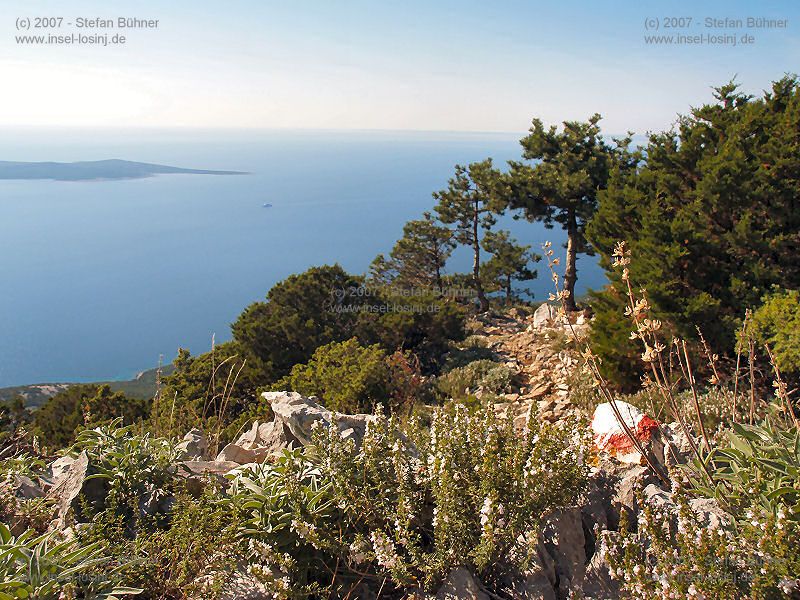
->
[[0, 128, 605, 387]]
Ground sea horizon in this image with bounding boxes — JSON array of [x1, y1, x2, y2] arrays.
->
[[0, 128, 605, 387]]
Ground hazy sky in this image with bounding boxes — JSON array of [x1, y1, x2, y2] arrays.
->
[[1, 0, 798, 134]]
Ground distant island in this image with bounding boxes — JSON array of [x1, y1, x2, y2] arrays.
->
[[0, 159, 247, 181]]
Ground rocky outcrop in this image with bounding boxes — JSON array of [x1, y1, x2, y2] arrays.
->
[[48, 454, 78, 483], [437, 567, 490, 600], [168, 392, 379, 490], [216, 420, 298, 464], [176, 428, 208, 461], [262, 391, 377, 447], [47, 451, 104, 528], [532, 303, 560, 329], [539, 508, 587, 599]]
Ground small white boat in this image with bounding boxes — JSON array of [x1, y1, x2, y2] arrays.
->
[[262, 203, 273, 208]]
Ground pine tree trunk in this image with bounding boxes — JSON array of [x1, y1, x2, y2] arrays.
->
[[563, 209, 579, 312], [505, 275, 512, 306], [434, 246, 443, 293], [473, 200, 489, 312]]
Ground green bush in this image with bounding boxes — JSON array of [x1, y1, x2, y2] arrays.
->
[[69, 421, 179, 525], [152, 341, 261, 444], [274, 338, 392, 413], [232, 265, 365, 382], [353, 289, 467, 372], [607, 487, 800, 599], [118, 491, 243, 600], [436, 359, 517, 403], [750, 289, 800, 378], [33, 385, 149, 450], [228, 404, 590, 596]]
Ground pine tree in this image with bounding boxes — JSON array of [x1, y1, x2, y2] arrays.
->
[[587, 77, 800, 389], [369, 212, 455, 291], [481, 230, 540, 305], [434, 159, 504, 311], [507, 114, 628, 311]]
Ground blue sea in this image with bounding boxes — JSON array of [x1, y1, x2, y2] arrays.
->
[[0, 128, 606, 387]]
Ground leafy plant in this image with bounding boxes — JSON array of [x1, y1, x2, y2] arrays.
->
[[0, 522, 140, 600], [69, 420, 179, 522], [273, 338, 391, 413], [229, 449, 340, 597], [688, 419, 800, 523]]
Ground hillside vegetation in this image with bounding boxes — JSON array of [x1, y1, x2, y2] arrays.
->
[[1, 78, 799, 599]]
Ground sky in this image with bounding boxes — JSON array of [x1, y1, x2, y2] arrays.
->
[[0, 0, 798, 135]]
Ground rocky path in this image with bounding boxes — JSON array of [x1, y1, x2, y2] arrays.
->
[[466, 306, 591, 425]]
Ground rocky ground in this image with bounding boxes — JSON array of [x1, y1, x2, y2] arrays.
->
[[465, 304, 590, 426]]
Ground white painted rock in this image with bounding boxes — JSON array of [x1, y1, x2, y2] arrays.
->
[[591, 401, 659, 464]]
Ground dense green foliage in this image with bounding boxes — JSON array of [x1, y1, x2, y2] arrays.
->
[[232, 265, 364, 382], [156, 265, 466, 438], [33, 385, 148, 450], [100, 491, 242, 600], [353, 288, 466, 372], [274, 338, 392, 413], [750, 288, 800, 379], [233, 264, 466, 378], [0, 396, 30, 451], [588, 78, 800, 389]]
